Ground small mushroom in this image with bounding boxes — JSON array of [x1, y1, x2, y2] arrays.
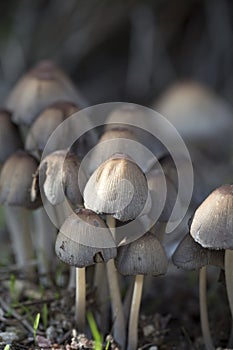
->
[[0, 150, 41, 270], [25, 101, 80, 155], [105, 104, 166, 161], [190, 184, 233, 348], [173, 233, 224, 350], [116, 232, 168, 350], [55, 208, 116, 331], [84, 153, 148, 222], [0, 150, 41, 209], [0, 109, 23, 163], [32, 149, 86, 208], [6, 60, 82, 126]]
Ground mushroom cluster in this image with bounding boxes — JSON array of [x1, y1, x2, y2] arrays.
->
[[1, 64, 233, 350]]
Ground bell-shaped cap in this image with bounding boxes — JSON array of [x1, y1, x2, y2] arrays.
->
[[0, 150, 41, 209], [172, 233, 224, 271], [31, 150, 86, 206], [155, 81, 233, 158], [25, 101, 79, 153], [190, 184, 233, 250], [105, 104, 166, 159], [84, 153, 148, 221], [55, 209, 117, 267], [6, 60, 81, 126], [147, 165, 183, 223], [0, 109, 23, 164], [115, 232, 168, 276]]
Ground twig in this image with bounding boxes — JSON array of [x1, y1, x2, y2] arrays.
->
[[0, 296, 43, 335]]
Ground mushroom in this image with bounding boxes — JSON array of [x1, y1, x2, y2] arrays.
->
[[172, 233, 224, 350], [55, 208, 116, 332], [6, 60, 83, 126], [84, 153, 148, 223], [0, 150, 41, 270], [25, 101, 80, 157], [0, 109, 23, 163], [116, 232, 168, 350], [190, 184, 233, 348], [105, 104, 166, 162], [83, 153, 149, 348]]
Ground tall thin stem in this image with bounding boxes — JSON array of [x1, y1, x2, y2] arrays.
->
[[225, 249, 233, 347], [199, 266, 214, 350], [106, 215, 126, 349], [127, 274, 144, 350], [75, 267, 86, 332]]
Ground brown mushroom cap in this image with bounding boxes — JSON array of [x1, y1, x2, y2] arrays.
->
[[6, 60, 80, 126], [190, 184, 233, 250], [115, 232, 168, 276], [105, 104, 166, 159], [55, 209, 117, 267], [25, 101, 80, 153], [84, 153, 148, 221], [31, 150, 86, 206], [0, 150, 41, 209], [0, 109, 23, 164], [172, 233, 224, 271]]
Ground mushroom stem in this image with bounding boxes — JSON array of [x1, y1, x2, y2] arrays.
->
[[75, 267, 86, 332], [199, 266, 214, 350], [4, 206, 34, 272], [106, 215, 126, 348], [225, 249, 233, 347], [33, 207, 57, 283], [127, 274, 144, 350], [93, 262, 109, 333]]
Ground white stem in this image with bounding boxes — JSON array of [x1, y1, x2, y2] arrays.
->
[[75, 267, 86, 332], [225, 249, 233, 347], [32, 207, 57, 279], [199, 266, 214, 350], [94, 263, 109, 333], [106, 215, 126, 349], [127, 274, 144, 350], [4, 206, 34, 269]]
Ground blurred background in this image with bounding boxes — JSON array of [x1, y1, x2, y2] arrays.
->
[[0, 0, 233, 107]]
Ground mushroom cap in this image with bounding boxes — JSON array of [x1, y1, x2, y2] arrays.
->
[[0, 150, 41, 209], [190, 184, 233, 250], [0, 109, 23, 164], [115, 232, 168, 276], [55, 209, 117, 268], [147, 166, 183, 223], [6, 60, 80, 126], [86, 128, 154, 175], [155, 81, 233, 158], [31, 150, 86, 206], [172, 233, 224, 271], [25, 101, 79, 153], [105, 104, 166, 159], [84, 153, 148, 221]]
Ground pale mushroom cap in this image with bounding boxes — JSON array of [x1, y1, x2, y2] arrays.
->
[[115, 232, 168, 276], [155, 81, 233, 157], [105, 104, 166, 159], [25, 101, 79, 152], [190, 184, 233, 250], [0, 150, 41, 209], [84, 154, 148, 221], [172, 233, 224, 271], [31, 150, 86, 206], [55, 209, 117, 267], [86, 128, 154, 175], [6, 60, 80, 126], [0, 109, 23, 163]]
